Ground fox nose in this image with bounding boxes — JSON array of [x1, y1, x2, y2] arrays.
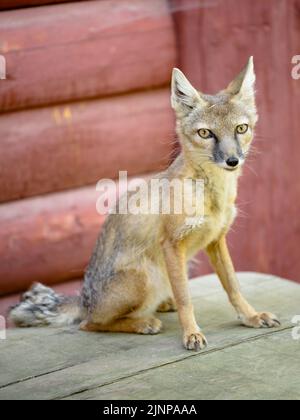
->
[[226, 157, 239, 168]]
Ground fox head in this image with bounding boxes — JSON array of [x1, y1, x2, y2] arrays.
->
[[171, 57, 258, 172]]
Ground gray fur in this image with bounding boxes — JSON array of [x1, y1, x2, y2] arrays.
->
[[9, 283, 81, 327]]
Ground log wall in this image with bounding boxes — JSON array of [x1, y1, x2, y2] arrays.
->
[[0, 0, 177, 296]]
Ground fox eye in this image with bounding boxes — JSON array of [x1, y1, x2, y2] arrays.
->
[[198, 128, 213, 139], [236, 124, 249, 134]]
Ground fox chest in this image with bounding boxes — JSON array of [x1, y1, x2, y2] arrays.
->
[[183, 205, 236, 257], [177, 180, 238, 257]]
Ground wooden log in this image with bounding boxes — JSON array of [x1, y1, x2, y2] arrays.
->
[[0, 89, 174, 203], [0, 1, 80, 10], [0, 0, 177, 111], [0, 186, 102, 295], [0, 174, 150, 295]]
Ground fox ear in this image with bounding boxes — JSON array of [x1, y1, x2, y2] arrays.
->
[[226, 56, 256, 102], [171, 68, 206, 113]]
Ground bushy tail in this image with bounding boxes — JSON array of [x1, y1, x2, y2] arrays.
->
[[9, 283, 83, 328]]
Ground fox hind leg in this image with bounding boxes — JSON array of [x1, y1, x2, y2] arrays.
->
[[80, 271, 163, 335], [80, 317, 162, 335]]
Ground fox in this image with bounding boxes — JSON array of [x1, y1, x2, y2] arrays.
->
[[10, 57, 280, 351]]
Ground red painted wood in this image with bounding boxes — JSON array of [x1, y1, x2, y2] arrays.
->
[[173, 0, 300, 282], [0, 175, 151, 295], [0, 89, 174, 203], [0, 0, 82, 10], [0, 186, 103, 295], [0, 0, 177, 111], [0, 192, 103, 295]]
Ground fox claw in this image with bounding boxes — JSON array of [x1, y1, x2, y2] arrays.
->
[[242, 312, 281, 329], [184, 331, 208, 351]]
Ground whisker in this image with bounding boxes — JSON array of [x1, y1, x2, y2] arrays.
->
[[244, 162, 259, 177]]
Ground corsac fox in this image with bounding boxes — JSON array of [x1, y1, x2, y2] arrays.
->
[[10, 57, 280, 351]]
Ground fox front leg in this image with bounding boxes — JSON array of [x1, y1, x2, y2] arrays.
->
[[206, 236, 281, 329], [162, 239, 207, 351]]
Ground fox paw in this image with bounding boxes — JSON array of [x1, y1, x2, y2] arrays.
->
[[242, 312, 281, 329], [183, 331, 208, 351], [157, 298, 177, 313], [137, 318, 163, 335]]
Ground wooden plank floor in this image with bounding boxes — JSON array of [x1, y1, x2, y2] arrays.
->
[[0, 273, 299, 400]]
